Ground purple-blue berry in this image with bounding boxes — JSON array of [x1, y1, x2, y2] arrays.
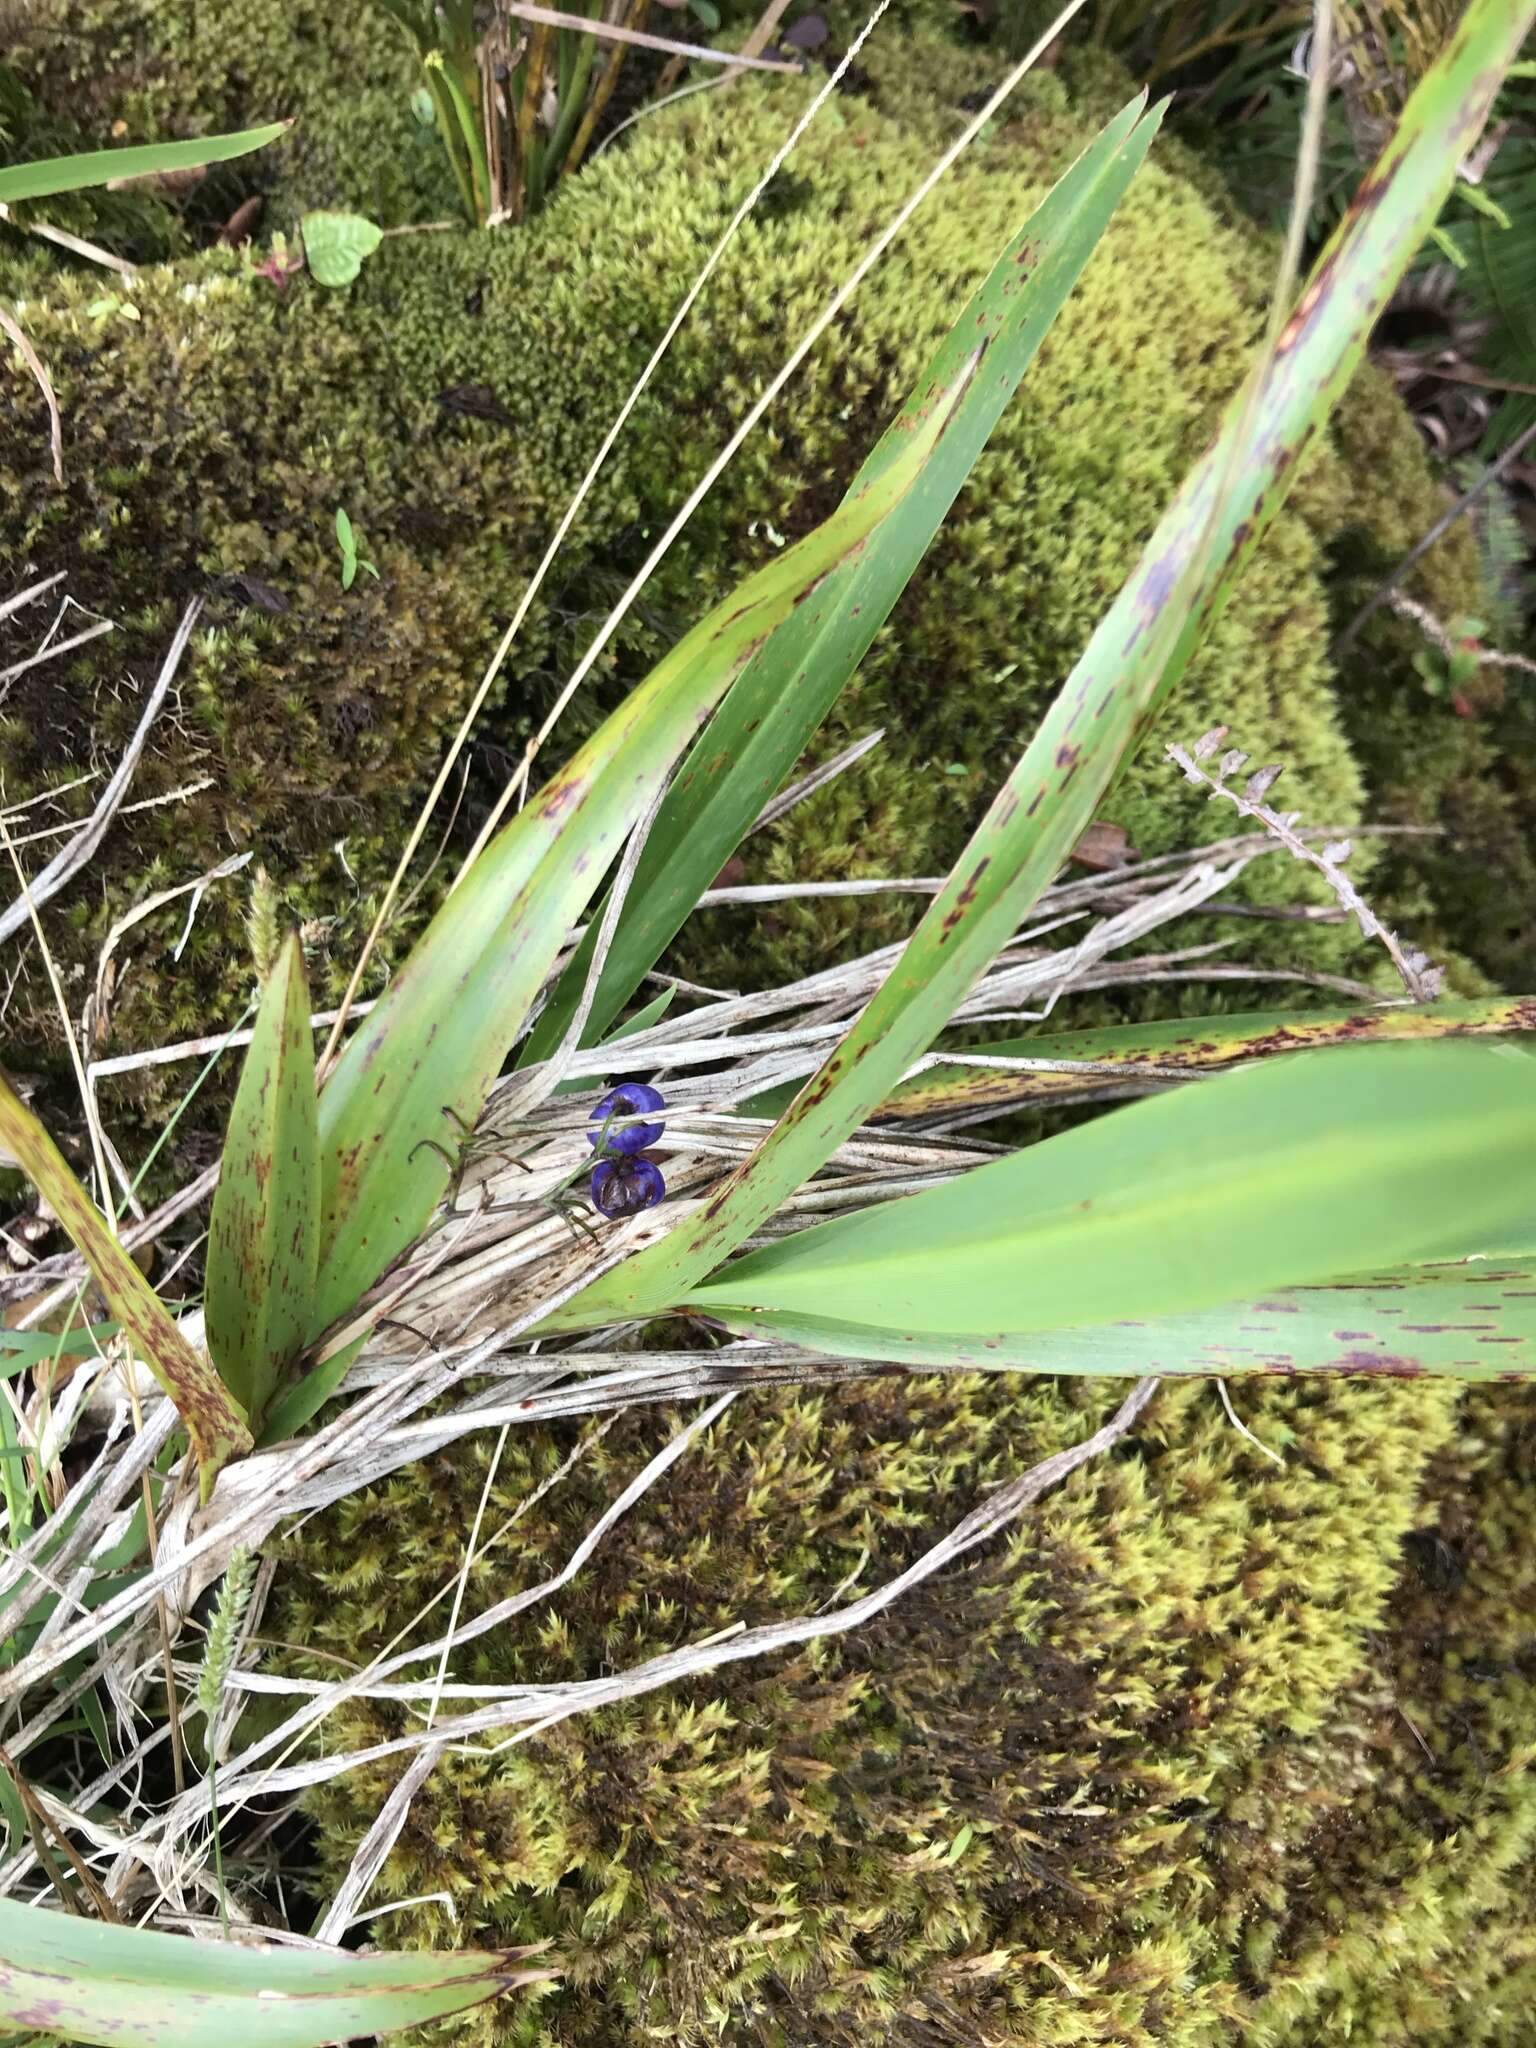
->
[[588, 1082, 666, 1156], [589, 1155, 666, 1219]]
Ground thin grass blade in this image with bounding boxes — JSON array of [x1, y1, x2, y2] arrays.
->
[[205, 932, 320, 1429], [564, 0, 1535, 1326]]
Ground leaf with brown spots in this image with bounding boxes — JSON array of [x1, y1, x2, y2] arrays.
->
[[0, 1079, 250, 1492], [0, 1895, 554, 2046], [691, 1256, 1536, 1380], [684, 1044, 1536, 1351], [206, 931, 319, 1433]]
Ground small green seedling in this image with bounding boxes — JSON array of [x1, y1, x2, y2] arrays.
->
[[302, 209, 384, 288], [1412, 612, 1488, 706], [84, 294, 140, 326], [334, 508, 379, 591]]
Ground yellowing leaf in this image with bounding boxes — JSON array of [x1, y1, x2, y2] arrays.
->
[[0, 1078, 250, 1489]]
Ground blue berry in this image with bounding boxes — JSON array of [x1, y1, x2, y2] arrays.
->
[[588, 1082, 666, 1156], [589, 1155, 666, 1219]]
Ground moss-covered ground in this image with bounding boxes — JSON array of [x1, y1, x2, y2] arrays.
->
[[3, 6, 1534, 2040]]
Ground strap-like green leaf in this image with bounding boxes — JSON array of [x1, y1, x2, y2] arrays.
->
[[521, 92, 1163, 1064], [311, 371, 972, 1333], [565, 0, 1536, 1329], [687, 1044, 1536, 1344], [206, 932, 320, 1430], [0, 1322, 119, 1379], [0, 1897, 552, 2047], [0, 1081, 250, 1490], [695, 1259, 1536, 1380], [0, 123, 290, 206]]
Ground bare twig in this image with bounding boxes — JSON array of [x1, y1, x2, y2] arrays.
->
[[1168, 729, 1442, 1000], [85, 853, 252, 1056], [309, 1741, 444, 1945], [1215, 1378, 1285, 1467], [1331, 417, 1536, 660], [1388, 591, 1536, 681], [564, 0, 652, 177], [749, 729, 885, 834], [162, 1380, 1158, 1819], [0, 306, 64, 486], [0, 820, 114, 1217], [0, 619, 115, 696], [0, 204, 136, 280], [0, 572, 68, 626], [502, 2, 803, 69], [589, 71, 730, 158], [88, 1000, 378, 1084], [735, 0, 799, 67], [8, 1167, 220, 1326], [4, 780, 215, 852]]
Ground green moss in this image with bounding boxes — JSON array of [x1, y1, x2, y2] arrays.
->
[[1, 18, 1510, 1143], [277, 1367, 1536, 2045], [1245, 1384, 1536, 2045]]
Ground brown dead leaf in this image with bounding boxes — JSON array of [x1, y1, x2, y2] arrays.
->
[[1070, 820, 1136, 871]]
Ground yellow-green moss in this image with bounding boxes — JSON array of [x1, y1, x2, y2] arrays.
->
[[279, 1368, 1531, 2046], [1247, 1384, 1536, 2046]]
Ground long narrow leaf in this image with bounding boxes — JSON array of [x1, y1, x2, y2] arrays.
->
[[206, 933, 320, 1428], [0, 1323, 119, 1379], [563, 0, 1535, 1327], [0, 1898, 551, 2047], [311, 371, 973, 1331], [875, 993, 1536, 1121], [687, 1044, 1536, 1337], [0, 123, 290, 205], [521, 92, 1164, 1062], [696, 1259, 1536, 1379], [0, 1079, 250, 1487]]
